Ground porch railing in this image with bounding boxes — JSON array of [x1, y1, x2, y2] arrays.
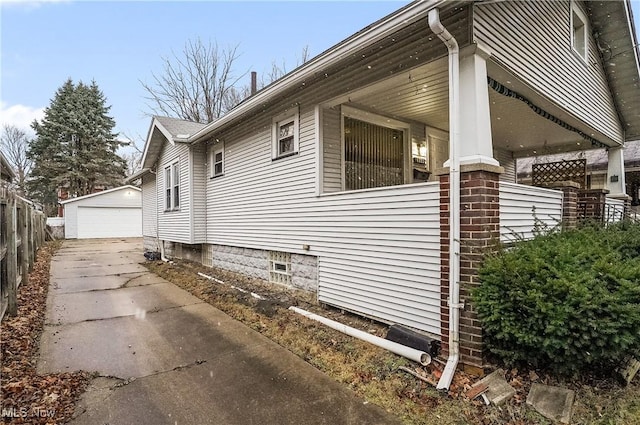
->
[[499, 182, 563, 243]]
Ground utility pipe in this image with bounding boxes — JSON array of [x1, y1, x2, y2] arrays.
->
[[289, 306, 431, 366], [428, 8, 461, 391]]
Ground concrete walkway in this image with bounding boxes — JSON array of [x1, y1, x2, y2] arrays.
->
[[38, 239, 400, 425]]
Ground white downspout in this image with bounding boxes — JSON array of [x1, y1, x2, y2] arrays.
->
[[160, 239, 169, 262], [429, 8, 461, 391]]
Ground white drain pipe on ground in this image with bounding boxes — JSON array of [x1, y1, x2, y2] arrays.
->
[[288, 306, 431, 366], [429, 7, 461, 391]]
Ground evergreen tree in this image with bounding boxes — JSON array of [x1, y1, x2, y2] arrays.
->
[[28, 79, 127, 213]]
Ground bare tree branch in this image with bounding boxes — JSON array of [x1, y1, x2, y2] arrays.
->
[[120, 132, 145, 176], [141, 38, 246, 123], [1, 124, 33, 194]]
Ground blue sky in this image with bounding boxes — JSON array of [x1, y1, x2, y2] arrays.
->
[[1, 0, 640, 154], [0, 0, 406, 149]]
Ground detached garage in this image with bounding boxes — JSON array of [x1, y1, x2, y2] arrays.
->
[[61, 185, 142, 239]]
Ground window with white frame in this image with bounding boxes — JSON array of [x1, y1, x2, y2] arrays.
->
[[342, 106, 409, 191], [272, 107, 299, 159], [571, 3, 588, 62], [164, 161, 180, 211], [211, 144, 224, 178]]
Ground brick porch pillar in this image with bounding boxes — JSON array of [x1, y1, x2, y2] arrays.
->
[[578, 188, 609, 220], [549, 181, 580, 229], [438, 164, 502, 371]]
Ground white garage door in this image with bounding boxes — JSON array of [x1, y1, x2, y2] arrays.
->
[[77, 207, 142, 239]]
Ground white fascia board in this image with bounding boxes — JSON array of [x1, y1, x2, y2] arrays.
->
[[124, 168, 152, 184], [60, 185, 141, 205], [188, 0, 447, 145]]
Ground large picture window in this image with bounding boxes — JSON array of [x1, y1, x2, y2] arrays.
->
[[342, 109, 407, 191]]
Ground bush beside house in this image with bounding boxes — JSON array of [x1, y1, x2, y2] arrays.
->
[[474, 222, 640, 376]]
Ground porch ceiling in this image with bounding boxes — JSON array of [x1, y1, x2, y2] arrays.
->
[[328, 58, 615, 158]]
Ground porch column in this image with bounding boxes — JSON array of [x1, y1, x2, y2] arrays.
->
[[551, 181, 580, 229], [606, 146, 628, 198], [438, 163, 503, 373], [458, 45, 500, 168]]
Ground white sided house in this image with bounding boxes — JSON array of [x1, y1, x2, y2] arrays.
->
[[61, 185, 142, 239], [130, 0, 640, 382]]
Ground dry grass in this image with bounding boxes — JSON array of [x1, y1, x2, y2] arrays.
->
[[145, 259, 640, 425]]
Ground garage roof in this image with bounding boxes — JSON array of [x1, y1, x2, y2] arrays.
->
[[60, 185, 141, 205]]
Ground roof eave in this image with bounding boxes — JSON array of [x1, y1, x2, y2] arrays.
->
[[188, 0, 450, 144], [60, 185, 141, 205], [124, 168, 152, 184]]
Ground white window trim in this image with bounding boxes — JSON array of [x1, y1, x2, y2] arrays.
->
[[164, 160, 180, 211], [271, 260, 291, 275], [340, 105, 411, 191], [570, 2, 589, 63], [164, 166, 171, 211], [211, 143, 224, 178], [272, 106, 300, 160]]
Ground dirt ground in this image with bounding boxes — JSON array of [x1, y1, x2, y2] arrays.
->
[[145, 259, 640, 425]]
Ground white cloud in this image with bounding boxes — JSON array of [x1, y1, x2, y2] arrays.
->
[[0, 102, 45, 134], [0, 0, 69, 8]]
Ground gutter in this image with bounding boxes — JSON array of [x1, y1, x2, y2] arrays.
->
[[124, 168, 151, 184], [428, 7, 461, 391], [188, 0, 448, 145]]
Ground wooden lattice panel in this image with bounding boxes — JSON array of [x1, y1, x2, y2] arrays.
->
[[532, 159, 587, 188]]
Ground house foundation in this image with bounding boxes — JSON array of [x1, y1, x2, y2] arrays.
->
[[203, 244, 318, 293]]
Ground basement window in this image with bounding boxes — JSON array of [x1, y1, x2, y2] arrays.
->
[[269, 251, 291, 286], [571, 3, 588, 62]]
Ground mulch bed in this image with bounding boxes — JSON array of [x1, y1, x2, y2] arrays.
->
[[1, 242, 90, 425]]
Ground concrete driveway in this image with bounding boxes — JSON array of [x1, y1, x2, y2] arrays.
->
[[37, 239, 400, 425]]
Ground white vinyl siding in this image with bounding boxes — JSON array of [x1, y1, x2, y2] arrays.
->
[[499, 182, 563, 242], [494, 148, 516, 183], [157, 142, 192, 244], [317, 183, 441, 335], [207, 107, 442, 335], [142, 174, 157, 238], [191, 143, 207, 243], [473, 0, 623, 144], [322, 107, 342, 193]]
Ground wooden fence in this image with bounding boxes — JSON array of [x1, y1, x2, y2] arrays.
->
[[0, 185, 47, 321]]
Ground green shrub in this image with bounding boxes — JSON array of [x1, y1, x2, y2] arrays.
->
[[474, 221, 640, 375]]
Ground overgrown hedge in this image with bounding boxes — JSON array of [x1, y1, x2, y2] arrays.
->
[[474, 221, 640, 375]]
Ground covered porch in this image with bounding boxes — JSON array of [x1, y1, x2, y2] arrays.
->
[[316, 38, 627, 371]]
